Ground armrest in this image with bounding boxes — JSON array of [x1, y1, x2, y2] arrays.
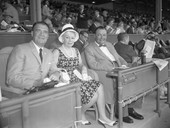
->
[[1, 86, 23, 98]]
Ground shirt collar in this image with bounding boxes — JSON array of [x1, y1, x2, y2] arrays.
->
[[119, 41, 127, 45], [79, 39, 84, 44], [95, 41, 106, 47], [95, 41, 100, 47], [32, 41, 43, 53]]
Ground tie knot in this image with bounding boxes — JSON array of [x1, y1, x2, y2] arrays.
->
[[39, 48, 42, 52], [99, 44, 106, 47]]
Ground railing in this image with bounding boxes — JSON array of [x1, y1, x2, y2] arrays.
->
[[0, 83, 82, 128], [107, 58, 170, 128]]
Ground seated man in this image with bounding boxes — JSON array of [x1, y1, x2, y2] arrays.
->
[[85, 26, 144, 123], [73, 30, 89, 53], [114, 32, 138, 64], [136, 32, 170, 59], [6, 21, 60, 93]]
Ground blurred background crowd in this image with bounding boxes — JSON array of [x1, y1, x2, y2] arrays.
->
[[0, 0, 170, 34]]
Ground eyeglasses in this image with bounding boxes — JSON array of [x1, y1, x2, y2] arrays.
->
[[83, 35, 88, 39]]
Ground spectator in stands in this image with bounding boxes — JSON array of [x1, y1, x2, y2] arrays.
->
[[93, 10, 104, 26], [102, 10, 108, 26], [0, 14, 12, 30], [52, 24, 118, 126], [162, 19, 170, 33], [114, 32, 138, 63], [6, 21, 61, 93], [44, 18, 58, 34], [136, 22, 146, 34], [0, 13, 25, 32], [154, 21, 164, 34], [136, 32, 170, 59], [85, 26, 144, 123], [165, 40, 170, 46], [88, 20, 102, 34], [1, 0, 19, 24], [76, 4, 88, 31], [126, 21, 137, 34], [60, 3, 67, 17], [148, 20, 155, 32], [73, 30, 89, 53], [0, 8, 3, 22], [114, 21, 125, 34], [42, 0, 52, 20], [51, 9, 62, 28], [105, 18, 116, 35]]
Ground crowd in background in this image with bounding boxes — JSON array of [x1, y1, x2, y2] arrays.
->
[[42, 0, 170, 34], [41, 0, 170, 35], [0, 0, 170, 34]]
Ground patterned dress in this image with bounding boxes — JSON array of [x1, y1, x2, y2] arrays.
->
[[57, 48, 100, 104]]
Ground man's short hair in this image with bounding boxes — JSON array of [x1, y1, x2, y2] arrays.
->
[[95, 26, 106, 34], [117, 32, 128, 41], [32, 21, 49, 31]]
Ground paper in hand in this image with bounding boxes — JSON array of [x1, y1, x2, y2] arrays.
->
[[153, 59, 168, 71]]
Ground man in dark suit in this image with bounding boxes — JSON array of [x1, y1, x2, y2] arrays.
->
[[114, 32, 138, 63], [7, 21, 60, 92], [76, 4, 88, 31], [126, 21, 137, 34], [73, 31, 89, 53], [85, 26, 144, 123], [93, 10, 104, 26]]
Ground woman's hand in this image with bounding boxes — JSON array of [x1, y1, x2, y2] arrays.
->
[[49, 74, 60, 81], [59, 70, 70, 83]]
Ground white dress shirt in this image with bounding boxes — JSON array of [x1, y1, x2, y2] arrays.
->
[[32, 41, 43, 54], [95, 42, 116, 61]]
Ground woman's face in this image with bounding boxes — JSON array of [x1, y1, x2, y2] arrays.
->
[[62, 31, 76, 47]]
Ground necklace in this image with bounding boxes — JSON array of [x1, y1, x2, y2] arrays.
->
[[62, 45, 74, 58]]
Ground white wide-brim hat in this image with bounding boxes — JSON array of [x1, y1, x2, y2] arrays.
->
[[58, 24, 79, 43]]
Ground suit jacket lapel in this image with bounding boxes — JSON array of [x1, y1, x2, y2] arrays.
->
[[92, 42, 113, 62], [106, 42, 122, 66], [29, 42, 42, 64], [41, 48, 49, 70]]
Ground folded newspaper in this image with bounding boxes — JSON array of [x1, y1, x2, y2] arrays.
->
[[152, 59, 168, 71]]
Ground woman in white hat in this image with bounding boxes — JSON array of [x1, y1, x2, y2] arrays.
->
[[53, 24, 117, 126]]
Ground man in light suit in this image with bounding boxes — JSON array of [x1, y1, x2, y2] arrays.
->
[[85, 26, 144, 123], [7, 21, 60, 93]]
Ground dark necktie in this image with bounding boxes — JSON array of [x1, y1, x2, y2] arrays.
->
[[39, 48, 43, 62]]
